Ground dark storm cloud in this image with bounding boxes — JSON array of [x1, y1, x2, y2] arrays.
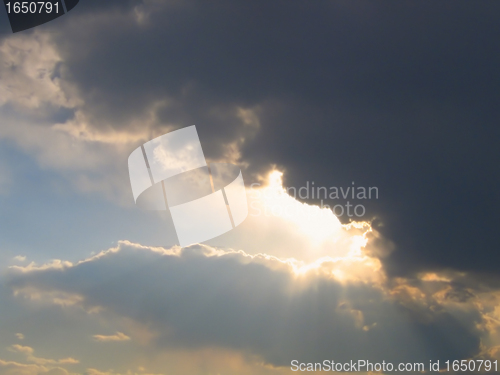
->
[[6, 0, 500, 275], [6, 242, 484, 367]]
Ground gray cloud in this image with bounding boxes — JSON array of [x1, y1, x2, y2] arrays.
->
[[7, 241, 492, 368], [1, 0, 496, 277], [0, 2, 499, 374], [0, 0, 499, 315]]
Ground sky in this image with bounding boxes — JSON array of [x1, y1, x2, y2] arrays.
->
[[0, 0, 499, 374]]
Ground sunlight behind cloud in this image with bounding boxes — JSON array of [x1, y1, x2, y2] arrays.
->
[[212, 170, 380, 279], [260, 171, 343, 246]]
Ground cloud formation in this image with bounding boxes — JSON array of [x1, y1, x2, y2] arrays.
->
[[92, 332, 130, 343], [0, 359, 74, 375], [8, 344, 79, 366], [6, 239, 497, 370], [0, 1, 499, 373], [2, 0, 499, 276]]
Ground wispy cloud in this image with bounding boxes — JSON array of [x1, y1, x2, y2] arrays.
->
[[0, 359, 73, 375], [8, 344, 33, 355], [92, 332, 131, 342], [8, 344, 79, 365]]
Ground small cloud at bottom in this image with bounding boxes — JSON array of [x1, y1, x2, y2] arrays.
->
[[92, 332, 131, 343]]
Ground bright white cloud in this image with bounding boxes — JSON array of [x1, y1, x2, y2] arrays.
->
[[206, 171, 388, 271]]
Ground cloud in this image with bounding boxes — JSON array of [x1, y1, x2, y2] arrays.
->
[[7, 344, 79, 366], [6, 239, 494, 368], [0, 32, 78, 111], [46, 0, 500, 277], [210, 171, 389, 265], [15, 334, 24, 340], [1, 0, 499, 277], [0, 1, 499, 373], [81, 348, 292, 375], [0, 359, 73, 375], [0, 25, 260, 206], [8, 345, 33, 355], [92, 332, 130, 343], [1, 167, 498, 374]]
